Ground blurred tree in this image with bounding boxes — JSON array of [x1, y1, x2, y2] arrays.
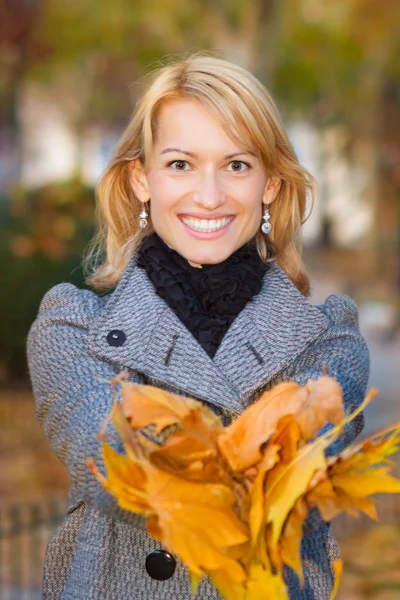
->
[[0, 179, 96, 381], [268, 0, 400, 258], [0, 0, 46, 182]]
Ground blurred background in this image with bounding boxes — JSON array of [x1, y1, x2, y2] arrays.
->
[[0, 0, 399, 598]]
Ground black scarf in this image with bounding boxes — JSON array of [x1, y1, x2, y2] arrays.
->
[[136, 231, 269, 359]]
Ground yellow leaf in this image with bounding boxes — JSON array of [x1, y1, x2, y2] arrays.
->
[[331, 467, 400, 497], [249, 444, 281, 545], [209, 569, 246, 600], [96, 442, 151, 515], [279, 498, 308, 584], [110, 401, 148, 460], [190, 571, 203, 598], [306, 479, 344, 522], [327, 559, 343, 600], [121, 381, 222, 434], [264, 440, 327, 549], [332, 423, 400, 473], [340, 495, 378, 520], [144, 466, 249, 579], [245, 560, 288, 600], [89, 380, 398, 600], [271, 417, 302, 465]]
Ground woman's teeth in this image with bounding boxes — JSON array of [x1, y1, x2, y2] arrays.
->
[[181, 217, 233, 232]]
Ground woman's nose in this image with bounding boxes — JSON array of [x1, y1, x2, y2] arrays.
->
[[195, 170, 225, 209]]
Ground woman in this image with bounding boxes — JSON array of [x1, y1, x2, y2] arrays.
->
[[27, 54, 370, 599]]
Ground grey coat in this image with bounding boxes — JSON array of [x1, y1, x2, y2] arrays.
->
[[26, 254, 370, 600]]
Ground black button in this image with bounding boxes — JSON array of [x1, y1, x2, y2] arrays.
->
[[145, 550, 176, 580], [106, 329, 126, 347]]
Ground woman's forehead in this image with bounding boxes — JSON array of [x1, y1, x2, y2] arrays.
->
[[152, 98, 258, 156]]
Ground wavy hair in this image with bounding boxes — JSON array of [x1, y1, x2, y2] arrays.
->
[[83, 53, 316, 295]]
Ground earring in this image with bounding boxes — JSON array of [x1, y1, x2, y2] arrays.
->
[[261, 204, 272, 234], [139, 202, 149, 229]]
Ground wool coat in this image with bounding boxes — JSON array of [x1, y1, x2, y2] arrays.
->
[[26, 254, 370, 600]]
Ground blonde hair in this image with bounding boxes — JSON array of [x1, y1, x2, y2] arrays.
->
[[83, 53, 316, 296]]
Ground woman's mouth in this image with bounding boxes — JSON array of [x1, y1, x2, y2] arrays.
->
[[178, 215, 235, 239]]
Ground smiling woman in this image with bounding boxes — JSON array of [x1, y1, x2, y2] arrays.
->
[[83, 53, 315, 294], [26, 53, 370, 600], [128, 98, 279, 266]]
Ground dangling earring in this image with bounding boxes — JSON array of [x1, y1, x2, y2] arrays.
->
[[261, 204, 272, 234], [139, 201, 149, 229]]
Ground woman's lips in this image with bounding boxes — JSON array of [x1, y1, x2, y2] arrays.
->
[[179, 216, 235, 240], [178, 213, 235, 219]]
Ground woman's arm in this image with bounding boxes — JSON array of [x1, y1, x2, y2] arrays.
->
[[26, 282, 145, 526], [281, 293, 371, 537], [288, 293, 370, 456]]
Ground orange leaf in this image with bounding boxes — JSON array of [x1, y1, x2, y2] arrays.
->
[[148, 407, 223, 481], [93, 442, 151, 515], [144, 467, 249, 580], [249, 444, 281, 545], [121, 381, 222, 435], [264, 439, 327, 549], [218, 377, 343, 472], [272, 417, 302, 465], [295, 376, 344, 439], [279, 498, 308, 584]]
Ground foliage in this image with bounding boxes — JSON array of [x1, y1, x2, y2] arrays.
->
[[88, 374, 400, 599], [0, 180, 96, 381]]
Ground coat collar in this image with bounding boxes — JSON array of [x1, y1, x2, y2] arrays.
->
[[87, 252, 330, 416]]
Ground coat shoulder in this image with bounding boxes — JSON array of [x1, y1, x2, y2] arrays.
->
[[33, 282, 109, 329], [315, 293, 360, 330]]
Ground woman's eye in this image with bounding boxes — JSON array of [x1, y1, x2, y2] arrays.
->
[[227, 161, 250, 173], [168, 160, 190, 171]]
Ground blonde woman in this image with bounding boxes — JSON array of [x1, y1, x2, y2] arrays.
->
[[27, 54, 370, 599]]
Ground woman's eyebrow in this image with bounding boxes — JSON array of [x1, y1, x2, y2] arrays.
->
[[160, 147, 257, 159]]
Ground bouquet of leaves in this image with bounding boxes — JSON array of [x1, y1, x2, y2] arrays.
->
[[87, 372, 400, 599]]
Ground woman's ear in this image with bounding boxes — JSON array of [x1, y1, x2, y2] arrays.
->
[[262, 176, 281, 205], [129, 160, 150, 202]]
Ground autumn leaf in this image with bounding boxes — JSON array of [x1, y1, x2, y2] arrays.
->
[[88, 442, 151, 516], [249, 444, 281, 545], [327, 560, 343, 600], [279, 498, 308, 584], [121, 381, 223, 435], [87, 374, 400, 600], [306, 421, 400, 522], [217, 377, 344, 472], [295, 376, 344, 440], [208, 569, 246, 600], [143, 467, 249, 587], [264, 438, 327, 550], [148, 407, 225, 482], [271, 416, 302, 465], [331, 466, 400, 497], [244, 560, 288, 600], [92, 439, 249, 592]]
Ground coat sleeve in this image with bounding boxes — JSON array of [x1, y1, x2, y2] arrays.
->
[[26, 282, 145, 527], [287, 292, 371, 456], [284, 293, 371, 538]]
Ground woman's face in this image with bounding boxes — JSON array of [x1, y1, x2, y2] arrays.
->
[[130, 98, 281, 266]]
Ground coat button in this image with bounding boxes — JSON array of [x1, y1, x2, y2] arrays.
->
[[145, 550, 176, 580], [106, 329, 126, 347]]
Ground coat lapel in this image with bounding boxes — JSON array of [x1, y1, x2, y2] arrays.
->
[[212, 261, 330, 404], [87, 253, 330, 416]]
